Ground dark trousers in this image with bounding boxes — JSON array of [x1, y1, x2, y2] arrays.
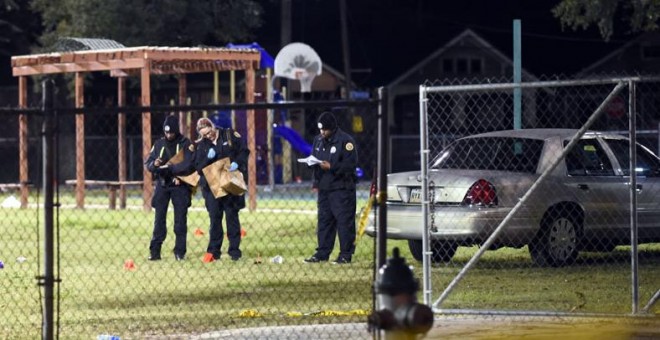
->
[[202, 187, 242, 259], [150, 184, 191, 257], [315, 189, 356, 260]]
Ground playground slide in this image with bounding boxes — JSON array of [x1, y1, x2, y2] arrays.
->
[[275, 124, 364, 179], [274, 125, 312, 156]]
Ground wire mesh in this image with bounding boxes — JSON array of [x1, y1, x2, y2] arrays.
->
[[0, 98, 382, 339], [409, 76, 660, 316]]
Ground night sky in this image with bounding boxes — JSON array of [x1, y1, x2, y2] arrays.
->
[[1, 1, 635, 89], [255, 0, 633, 87]]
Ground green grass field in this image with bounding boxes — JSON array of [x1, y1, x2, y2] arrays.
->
[[1, 189, 658, 338]]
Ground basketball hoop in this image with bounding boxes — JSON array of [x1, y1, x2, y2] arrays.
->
[[274, 43, 322, 93]]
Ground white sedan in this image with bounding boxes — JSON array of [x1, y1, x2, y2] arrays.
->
[[366, 129, 660, 266]]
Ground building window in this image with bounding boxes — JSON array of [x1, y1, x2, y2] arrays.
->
[[443, 57, 483, 75], [442, 59, 453, 73], [470, 58, 482, 74], [456, 58, 468, 74]]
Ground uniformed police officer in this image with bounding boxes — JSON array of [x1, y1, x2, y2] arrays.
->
[[194, 117, 249, 262], [304, 111, 358, 264], [144, 115, 194, 261]]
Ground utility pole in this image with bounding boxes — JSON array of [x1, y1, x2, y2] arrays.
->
[[281, 0, 292, 47], [280, 0, 292, 92], [339, 0, 352, 102]]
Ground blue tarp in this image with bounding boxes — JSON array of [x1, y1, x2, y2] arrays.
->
[[226, 42, 274, 69]]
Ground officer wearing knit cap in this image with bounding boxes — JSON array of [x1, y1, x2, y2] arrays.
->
[[317, 111, 337, 131], [144, 114, 195, 261], [304, 111, 358, 264]]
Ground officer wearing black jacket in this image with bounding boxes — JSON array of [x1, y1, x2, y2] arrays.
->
[[304, 111, 358, 264], [144, 115, 194, 261], [194, 117, 249, 262]]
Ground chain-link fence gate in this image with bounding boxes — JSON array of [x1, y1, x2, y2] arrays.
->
[[414, 76, 660, 318], [0, 81, 392, 339]]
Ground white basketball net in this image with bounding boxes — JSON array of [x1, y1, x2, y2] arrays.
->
[[294, 70, 315, 93]]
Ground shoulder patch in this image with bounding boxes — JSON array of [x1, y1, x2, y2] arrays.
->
[[188, 144, 196, 152], [345, 142, 354, 151], [234, 131, 241, 138]]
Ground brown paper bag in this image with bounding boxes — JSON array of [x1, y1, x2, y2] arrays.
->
[[202, 157, 231, 198], [166, 149, 185, 166], [166, 149, 200, 187], [177, 172, 200, 187], [220, 170, 247, 196]]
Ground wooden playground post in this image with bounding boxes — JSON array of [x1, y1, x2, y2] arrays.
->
[[18, 76, 28, 208], [117, 77, 128, 209], [178, 75, 188, 138], [74, 72, 86, 209], [245, 68, 257, 211], [141, 59, 152, 212]]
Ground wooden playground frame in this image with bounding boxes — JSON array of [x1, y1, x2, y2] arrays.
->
[[11, 46, 261, 211]]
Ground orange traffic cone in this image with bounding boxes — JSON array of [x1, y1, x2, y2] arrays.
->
[[194, 228, 205, 236], [123, 259, 136, 271], [202, 252, 215, 263]]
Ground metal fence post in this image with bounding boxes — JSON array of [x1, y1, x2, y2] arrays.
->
[[40, 79, 56, 340], [628, 79, 639, 314], [376, 86, 389, 270], [418, 84, 432, 306]]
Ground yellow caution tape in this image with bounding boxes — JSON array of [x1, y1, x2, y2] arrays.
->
[[355, 197, 374, 244], [311, 309, 371, 317], [238, 309, 263, 318], [238, 309, 370, 318]]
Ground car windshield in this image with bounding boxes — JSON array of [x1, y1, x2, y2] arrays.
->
[[432, 137, 544, 173]]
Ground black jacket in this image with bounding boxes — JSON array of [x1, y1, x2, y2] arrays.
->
[[145, 134, 194, 187], [312, 128, 358, 191]]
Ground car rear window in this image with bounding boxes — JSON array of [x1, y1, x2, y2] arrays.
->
[[433, 137, 543, 173]]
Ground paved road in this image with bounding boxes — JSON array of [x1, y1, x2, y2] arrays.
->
[[182, 315, 660, 339]]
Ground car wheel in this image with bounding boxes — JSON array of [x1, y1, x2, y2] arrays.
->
[[407, 239, 457, 263], [529, 213, 579, 267]]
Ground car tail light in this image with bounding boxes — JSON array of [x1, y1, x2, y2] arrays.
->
[[463, 179, 498, 206]]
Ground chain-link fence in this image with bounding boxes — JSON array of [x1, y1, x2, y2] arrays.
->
[[5, 74, 660, 338], [0, 83, 388, 339], [410, 76, 660, 317]]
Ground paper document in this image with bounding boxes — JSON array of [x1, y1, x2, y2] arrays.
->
[[297, 155, 322, 166]]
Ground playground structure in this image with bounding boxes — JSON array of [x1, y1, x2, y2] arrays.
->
[[11, 45, 261, 211], [274, 125, 312, 155]]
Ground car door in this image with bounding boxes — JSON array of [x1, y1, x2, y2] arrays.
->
[[601, 138, 660, 241], [563, 137, 629, 242]]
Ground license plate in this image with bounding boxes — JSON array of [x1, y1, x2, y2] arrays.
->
[[409, 188, 422, 203]]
